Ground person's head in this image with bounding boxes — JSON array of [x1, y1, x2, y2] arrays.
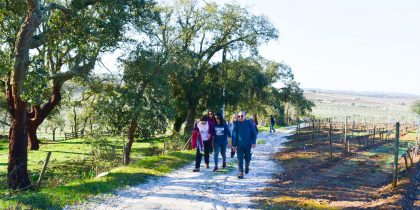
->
[[200, 115, 208, 124], [208, 111, 214, 119], [214, 113, 224, 125], [231, 114, 238, 122], [237, 111, 246, 122]]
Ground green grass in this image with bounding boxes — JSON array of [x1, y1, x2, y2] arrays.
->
[[258, 125, 285, 132], [265, 196, 339, 210], [0, 136, 194, 209], [0, 137, 164, 191], [0, 150, 194, 209], [257, 139, 266, 144]]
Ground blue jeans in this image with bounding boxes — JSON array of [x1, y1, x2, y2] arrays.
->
[[214, 144, 227, 167], [237, 145, 252, 172]]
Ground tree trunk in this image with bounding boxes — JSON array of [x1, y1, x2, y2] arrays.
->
[[90, 118, 93, 134], [81, 116, 89, 135], [52, 128, 56, 141], [8, 99, 31, 190], [173, 116, 185, 133], [183, 108, 196, 134], [124, 119, 137, 165], [73, 107, 78, 138], [27, 122, 39, 150], [8, 0, 42, 190], [27, 84, 62, 150]]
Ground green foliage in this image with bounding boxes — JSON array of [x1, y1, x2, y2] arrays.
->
[[140, 0, 282, 132], [88, 136, 121, 174], [93, 47, 174, 138], [410, 100, 420, 115], [163, 134, 189, 153], [145, 140, 164, 156], [257, 139, 266, 144]]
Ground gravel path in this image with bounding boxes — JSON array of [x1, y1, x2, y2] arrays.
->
[[65, 130, 291, 210]]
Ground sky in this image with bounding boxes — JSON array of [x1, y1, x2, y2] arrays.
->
[[99, 0, 420, 95], [219, 0, 420, 95]]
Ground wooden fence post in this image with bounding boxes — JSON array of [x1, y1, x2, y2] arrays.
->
[[392, 122, 400, 189], [311, 117, 315, 142], [36, 152, 52, 191], [329, 123, 333, 159], [345, 116, 349, 153], [416, 115, 420, 155]]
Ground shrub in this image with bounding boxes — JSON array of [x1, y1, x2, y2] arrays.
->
[[163, 134, 189, 153], [86, 136, 122, 176]]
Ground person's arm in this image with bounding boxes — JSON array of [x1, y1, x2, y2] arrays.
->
[[249, 121, 257, 147], [232, 123, 237, 147], [226, 123, 232, 137]]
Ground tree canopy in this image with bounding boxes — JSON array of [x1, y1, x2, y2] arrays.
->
[[0, 0, 313, 190]]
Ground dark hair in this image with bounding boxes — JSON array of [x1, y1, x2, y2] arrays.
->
[[215, 112, 225, 124], [200, 115, 208, 121], [208, 110, 215, 119], [253, 115, 258, 125]]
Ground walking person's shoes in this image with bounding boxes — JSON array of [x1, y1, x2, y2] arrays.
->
[[222, 162, 226, 169], [237, 172, 244, 179], [245, 167, 249, 174], [213, 166, 218, 172], [206, 163, 210, 169], [193, 168, 200, 172]]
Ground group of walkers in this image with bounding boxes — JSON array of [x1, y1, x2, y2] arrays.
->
[[191, 111, 258, 179]]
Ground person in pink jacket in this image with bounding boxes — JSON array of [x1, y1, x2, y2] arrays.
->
[[193, 115, 213, 172]]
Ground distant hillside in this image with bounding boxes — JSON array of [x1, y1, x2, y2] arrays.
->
[[303, 89, 418, 122], [304, 88, 420, 99]]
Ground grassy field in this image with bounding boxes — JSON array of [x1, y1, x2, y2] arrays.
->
[[304, 90, 419, 122], [0, 136, 195, 209]]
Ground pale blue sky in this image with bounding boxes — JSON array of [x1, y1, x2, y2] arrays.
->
[[99, 0, 420, 95], [222, 0, 420, 95]]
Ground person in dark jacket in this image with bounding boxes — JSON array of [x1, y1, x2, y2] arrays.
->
[[228, 114, 238, 158], [213, 113, 231, 171], [270, 115, 276, 133], [207, 111, 216, 134], [232, 111, 257, 179]]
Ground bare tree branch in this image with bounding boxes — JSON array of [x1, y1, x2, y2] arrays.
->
[[42, 3, 69, 14]]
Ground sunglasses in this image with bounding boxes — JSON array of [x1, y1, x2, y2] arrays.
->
[[238, 115, 244, 118]]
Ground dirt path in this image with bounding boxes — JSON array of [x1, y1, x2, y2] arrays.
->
[[258, 129, 420, 209], [65, 130, 292, 210]]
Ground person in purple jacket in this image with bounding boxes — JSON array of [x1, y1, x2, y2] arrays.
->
[[207, 110, 216, 134], [213, 113, 231, 172]]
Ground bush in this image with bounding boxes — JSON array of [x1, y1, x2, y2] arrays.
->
[[163, 134, 189, 153], [145, 140, 163, 156], [86, 136, 122, 176]]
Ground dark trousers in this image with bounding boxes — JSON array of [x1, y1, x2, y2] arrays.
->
[[231, 147, 236, 158], [270, 124, 275, 133], [195, 140, 212, 168], [237, 145, 252, 172]]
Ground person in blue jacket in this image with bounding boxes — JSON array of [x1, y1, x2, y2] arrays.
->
[[213, 113, 231, 172], [270, 115, 276, 133], [232, 111, 257, 179]]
